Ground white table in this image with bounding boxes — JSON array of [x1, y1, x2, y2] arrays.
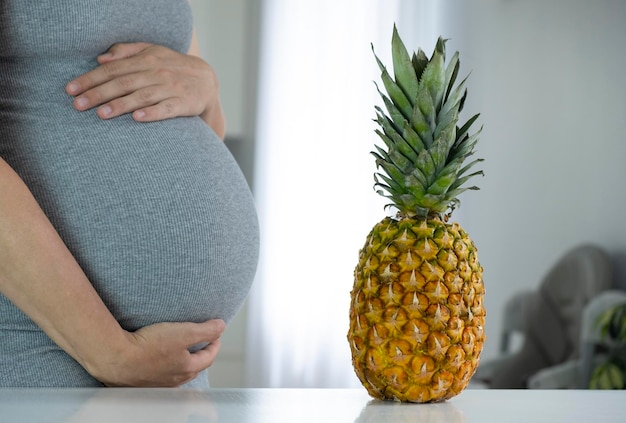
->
[[1, 388, 624, 422]]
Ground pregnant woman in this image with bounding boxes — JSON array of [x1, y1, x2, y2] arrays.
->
[[0, 0, 259, 387]]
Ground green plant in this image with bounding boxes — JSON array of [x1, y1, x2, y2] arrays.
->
[[589, 303, 626, 389]]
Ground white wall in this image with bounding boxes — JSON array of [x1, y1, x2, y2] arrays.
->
[[430, 0, 626, 360], [192, 0, 626, 386]]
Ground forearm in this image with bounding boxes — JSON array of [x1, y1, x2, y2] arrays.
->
[[199, 96, 226, 139], [0, 157, 127, 377]]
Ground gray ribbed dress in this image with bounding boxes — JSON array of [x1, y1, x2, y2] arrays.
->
[[0, 0, 259, 386]]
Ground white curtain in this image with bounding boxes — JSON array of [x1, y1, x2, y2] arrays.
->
[[246, 0, 444, 388]]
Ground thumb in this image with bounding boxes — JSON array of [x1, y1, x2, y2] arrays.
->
[[97, 42, 154, 64]]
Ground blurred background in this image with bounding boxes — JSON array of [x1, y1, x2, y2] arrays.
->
[[190, 0, 626, 388]]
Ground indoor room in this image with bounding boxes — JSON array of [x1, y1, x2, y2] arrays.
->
[[1, 0, 625, 421]]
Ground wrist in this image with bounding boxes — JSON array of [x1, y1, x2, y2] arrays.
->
[[200, 98, 226, 139], [198, 63, 226, 139], [77, 327, 137, 386]]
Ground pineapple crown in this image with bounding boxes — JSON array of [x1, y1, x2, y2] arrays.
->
[[372, 25, 483, 220]]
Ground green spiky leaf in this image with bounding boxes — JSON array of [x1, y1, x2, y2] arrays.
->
[[370, 27, 484, 218], [420, 38, 446, 111], [391, 25, 419, 104]]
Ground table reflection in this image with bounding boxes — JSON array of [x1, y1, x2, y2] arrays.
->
[[354, 398, 466, 423], [0, 388, 220, 423], [65, 389, 219, 422]]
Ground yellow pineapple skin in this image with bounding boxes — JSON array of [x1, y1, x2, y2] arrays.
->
[[348, 216, 485, 403]]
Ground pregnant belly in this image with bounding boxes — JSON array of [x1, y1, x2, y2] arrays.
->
[[7, 114, 259, 330]]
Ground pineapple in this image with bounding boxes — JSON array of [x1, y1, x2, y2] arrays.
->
[[348, 26, 486, 403]]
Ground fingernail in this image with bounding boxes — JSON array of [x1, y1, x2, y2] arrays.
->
[[67, 82, 80, 94], [75, 97, 89, 109], [99, 105, 112, 117], [134, 110, 146, 120]]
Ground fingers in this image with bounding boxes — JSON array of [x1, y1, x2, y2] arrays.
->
[[67, 69, 159, 116], [69, 71, 191, 121], [94, 82, 177, 121], [188, 339, 222, 372], [167, 320, 225, 385], [65, 43, 157, 98], [182, 319, 226, 348], [65, 43, 159, 110], [169, 321, 224, 385], [97, 42, 153, 64], [71, 72, 161, 119], [74, 82, 200, 122], [130, 98, 184, 122]]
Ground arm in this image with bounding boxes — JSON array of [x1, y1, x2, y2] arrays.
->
[[0, 157, 224, 386], [188, 30, 226, 138]]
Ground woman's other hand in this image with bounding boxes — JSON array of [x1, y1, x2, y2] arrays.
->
[[65, 42, 225, 138], [89, 319, 226, 387]]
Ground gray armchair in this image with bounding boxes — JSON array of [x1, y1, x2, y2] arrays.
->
[[473, 244, 614, 388], [528, 289, 626, 388]]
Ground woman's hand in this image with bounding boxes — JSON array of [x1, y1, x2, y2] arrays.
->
[[65, 42, 225, 138], [89, 319, 226, 387]]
